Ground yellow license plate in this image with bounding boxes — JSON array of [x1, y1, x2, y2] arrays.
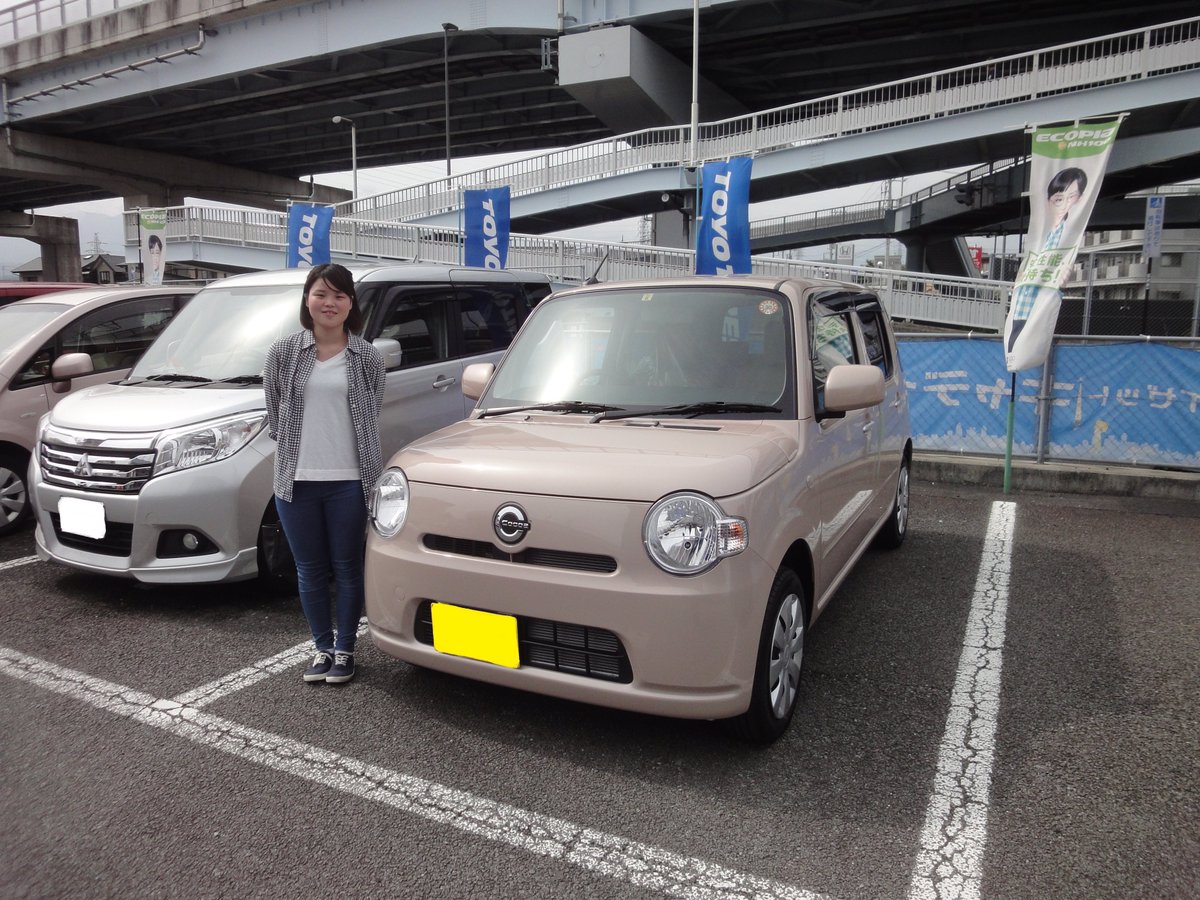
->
[[430, 602, 520, 669]]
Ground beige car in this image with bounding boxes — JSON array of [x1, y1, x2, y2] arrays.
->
[[0, 286, 195, 536], [365, 275, 911, 743]]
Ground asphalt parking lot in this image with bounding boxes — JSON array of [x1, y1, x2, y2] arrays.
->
[[1, 474, 1197, 899]]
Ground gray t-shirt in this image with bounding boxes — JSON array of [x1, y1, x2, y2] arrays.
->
[[294, 349, 360, 481]]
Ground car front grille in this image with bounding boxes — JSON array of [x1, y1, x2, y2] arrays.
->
[[423, 534, 617, 573], [39, 428, 156, 495], [414, 600, 632, 683], [49, 513, 133, 557]]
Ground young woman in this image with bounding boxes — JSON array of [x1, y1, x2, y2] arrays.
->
[[263, 263, 385, 684]]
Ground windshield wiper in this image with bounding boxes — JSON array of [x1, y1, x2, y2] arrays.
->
[[477, 400, 625, 420], [591, 402, 781, 423], [210, 374, 264, 385], [126, 373, 213, 384]]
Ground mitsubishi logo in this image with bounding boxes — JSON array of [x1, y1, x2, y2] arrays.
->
[[73, 454, 93, 477]]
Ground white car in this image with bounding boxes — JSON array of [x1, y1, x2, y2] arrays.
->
[[31, 265, 558, 583]]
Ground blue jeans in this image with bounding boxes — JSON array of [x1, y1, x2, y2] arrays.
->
[[275, 480, 367, 654]]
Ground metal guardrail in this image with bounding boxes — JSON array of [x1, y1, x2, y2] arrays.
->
[[336, 16, 1200, 223], [127, 205, 1013, 331]]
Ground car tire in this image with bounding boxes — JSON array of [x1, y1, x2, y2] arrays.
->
[[0, 450, 31, 537], [257, 503, 298, 593], [875, 455, 910, 549], [725, 568, 807, 745]]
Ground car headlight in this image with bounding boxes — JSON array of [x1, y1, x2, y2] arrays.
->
[[643, 491, 748, 575], [371, 468, 409, 538], [152, 412, 266, 477]]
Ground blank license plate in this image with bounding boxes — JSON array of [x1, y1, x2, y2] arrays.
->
[[430, 602, 519, 668], [58, 497, 106, 539]]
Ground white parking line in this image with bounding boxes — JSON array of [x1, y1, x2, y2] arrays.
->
[[908, 500, 1015, 900], [0, 555, 39, 571], [0, 646, 834, 900], [171, 620, 369, 708]]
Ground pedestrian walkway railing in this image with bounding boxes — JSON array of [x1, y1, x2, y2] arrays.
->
[[336, 17, 1200, 224], [127, 204, 1012, 331], [0, 0, 147, 42], [750, 157, 1024, 243]]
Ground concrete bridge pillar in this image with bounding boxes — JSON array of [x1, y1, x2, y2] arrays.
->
[[0, 212, 81, 281]]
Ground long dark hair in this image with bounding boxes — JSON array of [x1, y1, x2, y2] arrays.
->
[[299, 263, 363, 334]]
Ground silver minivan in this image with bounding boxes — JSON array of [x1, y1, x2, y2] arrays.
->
[[30, 265, 556, 584], [0, 286, 195, 536]]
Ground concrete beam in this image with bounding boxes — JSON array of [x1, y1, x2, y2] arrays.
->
[[0, 128, 347, 210], [0, 210, 81, 280]]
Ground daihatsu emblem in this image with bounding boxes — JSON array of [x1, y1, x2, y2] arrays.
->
[[493, 503, 530, 545], [74, 454, 93, 477]]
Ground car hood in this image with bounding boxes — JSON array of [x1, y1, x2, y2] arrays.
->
[[394, 417, 798, 500], [50, 383, 265, 432]]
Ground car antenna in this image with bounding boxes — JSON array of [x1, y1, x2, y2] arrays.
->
[[583, 251, 609, 285]]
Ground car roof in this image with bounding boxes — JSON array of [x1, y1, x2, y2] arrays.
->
[[207, 264, 555, 290], [550, 274, 866, 296], [0, 281, 92, 295], [1, 285, 197, 311]]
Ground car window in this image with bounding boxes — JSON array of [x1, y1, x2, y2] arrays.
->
[[58, 295, 184, 373], [455, 281, 527, 356], [484, 286, 794, 413], [374, 285, 452, 368], [857, 309, 893, 378], [809, 298, 860, 414], [0, 303, 64, 364]]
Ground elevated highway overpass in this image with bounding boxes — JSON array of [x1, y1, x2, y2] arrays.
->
[[2, 0, 1199, 282]]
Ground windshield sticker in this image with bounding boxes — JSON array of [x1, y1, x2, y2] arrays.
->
[[758, 299, 781, 316]]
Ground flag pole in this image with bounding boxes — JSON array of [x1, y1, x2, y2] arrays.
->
[[1003, 372, 1016, 494]]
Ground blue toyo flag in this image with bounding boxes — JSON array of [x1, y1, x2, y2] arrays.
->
[[695, 157, 753, 275], [286, 203, 334, 268], [464, 186, 511, 269]]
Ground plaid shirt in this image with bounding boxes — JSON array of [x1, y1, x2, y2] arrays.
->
[[264, 330, 385, 510]]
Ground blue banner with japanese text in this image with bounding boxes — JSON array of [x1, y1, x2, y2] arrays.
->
[[285, 203, 334, 268], [695, 157, 752, 275], [464, 186, 510, 269], [898, 339, 1200, 468]]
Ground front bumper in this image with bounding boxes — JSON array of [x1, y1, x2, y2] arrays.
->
[[32, 441, 274, 584], [366, 483, 775, 720]]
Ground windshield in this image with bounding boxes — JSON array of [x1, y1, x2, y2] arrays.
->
[[0, 303, 67, 362], [131, 284, 299, 381], [482, 286, 794, 416]]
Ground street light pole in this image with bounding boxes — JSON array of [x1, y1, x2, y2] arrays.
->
[[331, 115, 358, 201], [332, 115, 358, 256], [442, 23, 459, 179]]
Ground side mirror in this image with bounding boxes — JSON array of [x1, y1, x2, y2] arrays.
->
[[823, 364, 885, 413], [462, 362, 495, 401], [372, 337, 403, 370], [49, 352, 95, 394]]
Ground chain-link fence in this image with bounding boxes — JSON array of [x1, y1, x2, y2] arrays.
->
[[897, 334, 1200, 471]]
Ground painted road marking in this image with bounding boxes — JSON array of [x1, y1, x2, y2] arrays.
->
[[0, 555, 39, 572], [908, 500, 1015, 900], [0, 646, 834, 900], [171, 620, 369, 708]]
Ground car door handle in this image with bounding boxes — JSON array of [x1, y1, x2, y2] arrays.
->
[[432, 375, 457, 390], [862, 420, 874, 433]]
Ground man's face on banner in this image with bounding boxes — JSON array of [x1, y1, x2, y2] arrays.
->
[[1048, 178, 1084, 222]]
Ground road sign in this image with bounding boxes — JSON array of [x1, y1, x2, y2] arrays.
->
[[1143, 195, 1165, 259]]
